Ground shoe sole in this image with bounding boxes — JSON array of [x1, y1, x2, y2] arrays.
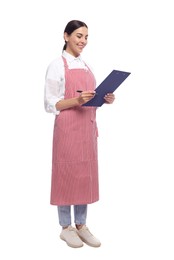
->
[[60, 235, 84, 248]]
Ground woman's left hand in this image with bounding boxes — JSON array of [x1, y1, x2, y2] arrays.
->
[[104, 93, 115, 104]]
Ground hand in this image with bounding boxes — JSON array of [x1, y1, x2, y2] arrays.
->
[[104, 93, 115, 104], [77, 90, 96, 105]]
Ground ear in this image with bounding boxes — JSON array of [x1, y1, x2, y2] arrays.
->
[[64, 32, 69, 42]]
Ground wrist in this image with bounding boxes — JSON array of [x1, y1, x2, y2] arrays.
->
[[76, 96, 84, 106]]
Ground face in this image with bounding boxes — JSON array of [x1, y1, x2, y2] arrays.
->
[[64, 26, 88, 57]]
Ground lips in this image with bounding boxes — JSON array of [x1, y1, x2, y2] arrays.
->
[[78, 45, 85, 49]]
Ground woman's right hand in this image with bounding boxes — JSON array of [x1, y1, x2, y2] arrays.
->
[[77, 90, 96, 105]]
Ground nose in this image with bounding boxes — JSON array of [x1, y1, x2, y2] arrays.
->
[[81, 37, 87, 44], [81, 37, 87, 42]]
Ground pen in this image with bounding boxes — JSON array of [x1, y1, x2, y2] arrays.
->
[[76, 90, 97, 95]]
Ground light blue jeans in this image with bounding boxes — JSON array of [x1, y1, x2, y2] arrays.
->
[[57, 205, 87, 227]]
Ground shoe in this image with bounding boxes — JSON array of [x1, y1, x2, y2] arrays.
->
[[60, 226, 83, 248], [77, 225, 101, 247]]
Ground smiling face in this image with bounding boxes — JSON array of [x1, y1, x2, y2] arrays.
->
[[64, 26, 88, 57]]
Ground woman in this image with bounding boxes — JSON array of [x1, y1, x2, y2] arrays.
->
[[44, 20, 115, 248]]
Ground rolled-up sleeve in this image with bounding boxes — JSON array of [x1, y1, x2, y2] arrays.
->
[[44, 59, 65, 115]]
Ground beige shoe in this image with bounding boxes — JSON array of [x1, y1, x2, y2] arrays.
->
[[60, 226, 83, 248], [77, 225, 101, 247]]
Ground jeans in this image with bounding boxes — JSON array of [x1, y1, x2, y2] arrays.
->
[[57, 204, 87, 227]]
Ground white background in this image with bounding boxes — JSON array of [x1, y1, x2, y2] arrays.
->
[[0, 0, 174, 259]]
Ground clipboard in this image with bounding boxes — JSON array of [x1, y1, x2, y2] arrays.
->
[[83, 69, 131, 107]]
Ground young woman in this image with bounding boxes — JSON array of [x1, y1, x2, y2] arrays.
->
[[44, 20, 115, 248]]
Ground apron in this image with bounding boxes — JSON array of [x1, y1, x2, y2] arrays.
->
[[50, 57, 99, 205]]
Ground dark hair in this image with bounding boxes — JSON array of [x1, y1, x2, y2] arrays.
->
[[63, 20, 88, 51]]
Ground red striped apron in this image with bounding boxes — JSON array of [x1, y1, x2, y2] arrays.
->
[[50, 57, 99, 205]]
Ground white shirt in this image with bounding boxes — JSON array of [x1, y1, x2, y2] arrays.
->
[[44, 51, 91, 115]]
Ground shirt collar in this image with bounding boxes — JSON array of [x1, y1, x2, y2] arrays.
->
[[62, 50, 82, 63]]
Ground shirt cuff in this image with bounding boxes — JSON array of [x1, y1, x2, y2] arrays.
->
[[44, 98, 62, 115]]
